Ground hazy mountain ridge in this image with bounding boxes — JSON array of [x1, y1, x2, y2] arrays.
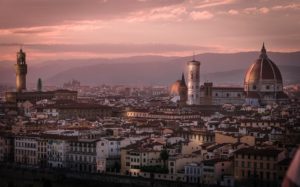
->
[[1, 51, 300, 86]]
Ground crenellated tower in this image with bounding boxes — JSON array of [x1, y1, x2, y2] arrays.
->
[[15, 48, 27, 92]]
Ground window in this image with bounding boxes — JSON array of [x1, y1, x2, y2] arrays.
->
[[273, 173, 276, 180], [266, 172, 270, 180], [253, 85, 256, 90], [260, 162, 263, 169]]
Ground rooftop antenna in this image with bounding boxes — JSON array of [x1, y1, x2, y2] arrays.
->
[[20, 43, 23, 51], [193, 51, 195, 61]]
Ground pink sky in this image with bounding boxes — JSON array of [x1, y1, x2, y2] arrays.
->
[[0, 0, 300, 62]]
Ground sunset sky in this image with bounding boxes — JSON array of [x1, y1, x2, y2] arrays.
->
[[0, 0, 299, 62]]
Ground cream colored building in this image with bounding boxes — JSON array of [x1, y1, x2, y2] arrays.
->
[[168, 154, 202, 175], [120, 144, 161, 176], [215, 133, 255, 146], [14, 135, 38, 166]]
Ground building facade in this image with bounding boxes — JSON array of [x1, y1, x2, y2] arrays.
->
[[187, 59, 201, 105], [14, 136, 38, 166], [200, 83, 245, 105], [234, 147, 285, 185], [67, 139, 98, 173]]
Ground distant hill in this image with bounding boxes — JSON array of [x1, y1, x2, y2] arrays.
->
[[1, 51, 300, 87], [204, 65, 300, 86]]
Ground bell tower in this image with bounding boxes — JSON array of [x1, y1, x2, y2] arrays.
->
[[15, 48, 27, 92], [187, 58, 201, 105]]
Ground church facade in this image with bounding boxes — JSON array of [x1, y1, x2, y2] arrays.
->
[[170, 44, 289, 106]]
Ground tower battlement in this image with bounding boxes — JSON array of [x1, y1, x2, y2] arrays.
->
[[15, 49, 27, 92]]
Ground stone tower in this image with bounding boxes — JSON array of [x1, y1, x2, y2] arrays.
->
[[179, 73, 188, 106], [15, 48, 27, 92], [37, 78, 42, 92], [187, 59, 201, 105]]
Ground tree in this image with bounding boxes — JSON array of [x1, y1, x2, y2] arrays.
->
[[37, 78, 42, 92], [160, 149, 169, 169]]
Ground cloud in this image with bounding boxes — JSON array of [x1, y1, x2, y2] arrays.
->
[[0, 42, 225, 61], [190, 11, 214, 20], [228, 9, 239, 15], [10, 27, 57, 35], [272, 3, 300, 10], [127, 5, 187, 22], [0, 43, 221, 54], [259, 7, 270, 14], [244, 7, 270, 14], [195, 0, 235, 9], [0, 0, 184, 29]]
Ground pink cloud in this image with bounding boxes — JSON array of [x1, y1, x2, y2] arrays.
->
[[126, 5, 187, 22], [259, 7, 270, 14], [190, 11, 214, 20], [272, 3, 300, 10], [195, 0, 235, 9], [244, 7, 270, 14], [228, 9, 239, 15]]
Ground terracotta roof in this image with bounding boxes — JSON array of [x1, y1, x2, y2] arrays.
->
[[234, 147, 283, 157], [245, 44, 283, 84]]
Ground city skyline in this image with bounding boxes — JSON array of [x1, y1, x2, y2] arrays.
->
[[0, 0, 300, 62], [0, 1, 300, 186]]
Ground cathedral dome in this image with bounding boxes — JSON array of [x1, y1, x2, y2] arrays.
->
[[170, 73, 187, 96], [244, 43, 283, 92], [244, 43, 288, 106], [170, 80, 182, 96]]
